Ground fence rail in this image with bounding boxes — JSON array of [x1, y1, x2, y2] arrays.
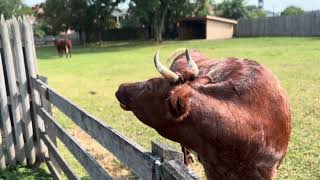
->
[[32, 78, 198, 179], [237, 12, 320, 37], [0, 15, 198, 180]]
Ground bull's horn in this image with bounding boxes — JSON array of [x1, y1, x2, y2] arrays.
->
[[186, 49, 199, 75], [154, 51, 179, 82]]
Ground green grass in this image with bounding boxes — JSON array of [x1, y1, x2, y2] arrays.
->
[[7, 37, 319, 179], [0, 165, 52, 180]]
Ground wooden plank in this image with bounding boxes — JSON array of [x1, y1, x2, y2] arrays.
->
[[44, 158, 62, 180], [0, 128, 6, 170], [151, 142, 198, 180], [0, 15, 27, 166], [41, 133, 80, 180], [0, 25, 16, 166], [316, 13, 320, 36], [21, 15, 48, 159], [37, 106, 112, 180], [235, 13, 320, 37], [11, 16, 36, 165], [161, 160, 199, 180], [33, 78, 159, 180], [29, 16, 39, 72], [38, 76, 61, 172]]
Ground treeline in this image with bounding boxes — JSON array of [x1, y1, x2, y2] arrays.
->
[[0, 0, 306, 43]]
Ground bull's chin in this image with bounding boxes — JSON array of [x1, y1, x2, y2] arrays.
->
[[119, 103, 130, 111]]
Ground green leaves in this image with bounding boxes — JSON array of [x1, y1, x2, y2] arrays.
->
[[216, 0, 248, 20], [44, 0, 125, 40], [0, 0, 33, 18], [281, 6, 304, 16]]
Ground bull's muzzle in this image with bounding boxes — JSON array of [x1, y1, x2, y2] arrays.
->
[[115, 84, 132, 111]]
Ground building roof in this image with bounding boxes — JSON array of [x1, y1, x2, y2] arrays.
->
[[179, 16, 237, 24]]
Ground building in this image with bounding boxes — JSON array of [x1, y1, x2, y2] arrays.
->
[[177, 16, 237, 40], [258, 0, 264, 9], [111, 9, 128, 28]]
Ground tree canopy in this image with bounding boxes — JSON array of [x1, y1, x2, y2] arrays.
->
[[281, 6, 304, 16], [126, 0, 213, 42], [44, 0, 124, 42], [246, 5, 266, 19], [215, 0, 248, 20], [0, 0, 33, 18]]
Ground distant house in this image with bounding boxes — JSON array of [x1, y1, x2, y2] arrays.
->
[[31, 3, 45, 19], [265, 10, 278, 17], [177, 16, 237, 40], [111, 9, 128, 28]]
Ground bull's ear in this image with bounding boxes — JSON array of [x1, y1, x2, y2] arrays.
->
[[168, 88, 191, 121]]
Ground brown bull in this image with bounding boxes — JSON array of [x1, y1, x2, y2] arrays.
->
[[115, 50, 291, 180]]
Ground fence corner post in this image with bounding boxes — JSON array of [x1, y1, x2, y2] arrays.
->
[[151, 141, 199, 180], [38, 75, 61, 174]]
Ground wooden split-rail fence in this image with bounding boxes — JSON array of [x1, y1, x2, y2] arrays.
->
[[0, 15, 199, 179]]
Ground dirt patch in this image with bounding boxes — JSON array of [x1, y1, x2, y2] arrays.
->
[[68, 126, 134, 179], [68, 126, 206, 179]]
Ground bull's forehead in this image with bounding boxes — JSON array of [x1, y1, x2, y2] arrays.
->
[[135, 77, 168, 89]]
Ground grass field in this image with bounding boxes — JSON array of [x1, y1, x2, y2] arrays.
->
[[2, 37, 319, 179]]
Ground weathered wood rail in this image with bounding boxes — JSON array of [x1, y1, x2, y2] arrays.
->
[[32, 78, 198, 179], [0, 15, 199, 179]]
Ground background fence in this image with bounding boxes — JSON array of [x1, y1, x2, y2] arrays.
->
[[87, 27, 151, 42], [237, 12, 320, 37], [34, 32, 81, 47], [0, 15, 198, 180]]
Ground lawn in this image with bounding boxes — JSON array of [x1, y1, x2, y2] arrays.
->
[[4, 37, 319, 179]]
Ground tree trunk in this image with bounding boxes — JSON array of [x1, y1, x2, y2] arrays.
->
[[79, 28, 84, 44], [158, 5, 168, 42], [154, 2, 169, 43], [98, 30, 102, 43], [153, 19, 159, 42]]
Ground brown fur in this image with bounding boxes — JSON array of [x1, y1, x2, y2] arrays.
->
[[54, 38, 72, 58], [115, 50, 291, 180]]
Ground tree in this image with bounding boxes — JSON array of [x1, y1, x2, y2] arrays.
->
[[44, 0, 70, 34], [246, 5, 266, 19], [88, 0, 123, 42], [216, 0, 248, 20], [44, 0, 123, 42], [127, 0, 168, 42], [0, 0, 33, 18], [281, 6, 304, 16], [192, 0, 215, 16], [127, 0, 213, 43]]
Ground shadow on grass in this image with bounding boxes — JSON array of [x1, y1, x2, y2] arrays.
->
[[36, 40, 158, 60], [0, 166, 52, 180]]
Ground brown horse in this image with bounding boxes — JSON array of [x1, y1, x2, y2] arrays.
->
[[54, 38, 72, 58]]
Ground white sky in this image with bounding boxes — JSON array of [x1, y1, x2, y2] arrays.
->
[[24, 0, 320, 13]]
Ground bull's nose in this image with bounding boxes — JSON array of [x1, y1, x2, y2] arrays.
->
[[115, 85, 131, 110]]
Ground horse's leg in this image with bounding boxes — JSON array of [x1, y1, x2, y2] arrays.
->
[[69, 47, 71, 58]]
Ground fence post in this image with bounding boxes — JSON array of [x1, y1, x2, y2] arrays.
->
[[21, 15, 48, 161], [38, 76, 61, 173], [0, 19, 16, 167], [151, 141, 199, 180], [11, 16, 36, 165], [0, 15, 27, 166]]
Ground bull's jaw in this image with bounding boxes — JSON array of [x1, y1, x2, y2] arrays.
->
[[119, 102, 130, 111]]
